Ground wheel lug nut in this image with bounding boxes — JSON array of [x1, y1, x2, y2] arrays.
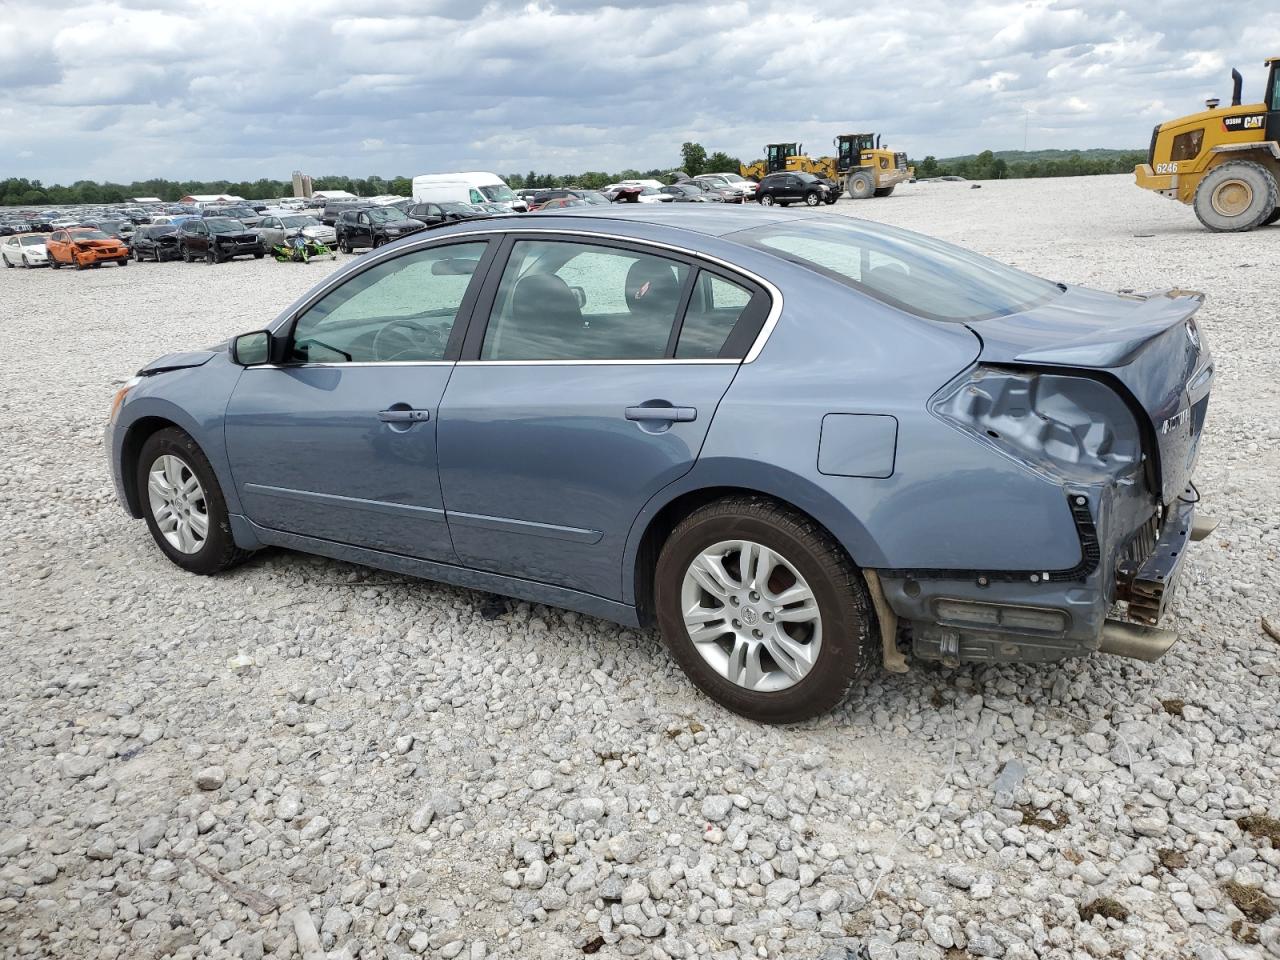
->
[[731, 619, 741, 629], [729, 596, 739, 606], [763, 612, 775, 622], [749, 591, 760, 602], [752, 629, 763, 639]]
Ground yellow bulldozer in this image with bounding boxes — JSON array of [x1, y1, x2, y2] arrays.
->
[[739, 134, 910, 199], [1135, 58, 1280, 231]]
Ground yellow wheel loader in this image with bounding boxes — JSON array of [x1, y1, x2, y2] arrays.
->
[[740, 144, 801, 182], [740, 136, 909, 200], [1135, 58, 1280, 231]]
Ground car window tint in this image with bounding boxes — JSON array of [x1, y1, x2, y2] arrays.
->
[[676, 273, 753, 359], [291, 242, 486, 363], [741, 219, 1058, 322], [481, 240, 690, 361]]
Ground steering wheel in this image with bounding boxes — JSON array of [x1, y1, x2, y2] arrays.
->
[[373, 319, 438, 361]]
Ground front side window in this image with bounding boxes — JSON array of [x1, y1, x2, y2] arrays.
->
[[290, 242, 487, 363], [481, 240, 690, 361], [737, 218, 1058, 322]]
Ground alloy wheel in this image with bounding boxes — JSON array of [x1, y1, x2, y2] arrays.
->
[[146, 454, 209, 554], [679, 539, 822, 692]]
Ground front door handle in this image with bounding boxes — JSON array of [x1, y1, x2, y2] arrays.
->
[[378, 409, 430, 422], [625, 405, 697, 423]]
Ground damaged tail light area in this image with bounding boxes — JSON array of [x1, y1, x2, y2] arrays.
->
[[930, 366, 1144, 484]]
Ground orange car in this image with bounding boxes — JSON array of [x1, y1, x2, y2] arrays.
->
[[47, 228, 130, 270]]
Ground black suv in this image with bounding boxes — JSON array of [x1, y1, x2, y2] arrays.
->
[[131, 224, 181, 262], [755, 172, 831, 207], [335, 206, 427, 251], [405, 202, 484, 225], [177, 217, 265, 263], [320, 199, 365, 226]]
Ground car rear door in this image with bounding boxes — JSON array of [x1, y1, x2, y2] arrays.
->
[[436, 233, 772, 599], [223, 239, 499, 561]]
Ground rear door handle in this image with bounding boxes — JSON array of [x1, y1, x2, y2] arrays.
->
[[378, 409, 430, 422], [625, 405, 697, 423]]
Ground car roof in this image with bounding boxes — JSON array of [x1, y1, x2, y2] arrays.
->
[[449, 204, 821, 239]]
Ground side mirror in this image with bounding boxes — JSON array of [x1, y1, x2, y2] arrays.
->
[[231, 330, 272, 366]]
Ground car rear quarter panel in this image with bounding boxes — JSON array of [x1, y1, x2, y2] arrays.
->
[[624, 266, 1087, 596]]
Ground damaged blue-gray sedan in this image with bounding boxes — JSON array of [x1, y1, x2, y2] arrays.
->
[[106, 207, 1214, 722]]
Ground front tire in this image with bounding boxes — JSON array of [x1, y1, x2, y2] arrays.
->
[[654, 497, 877, 723], [759, 194, 775, 207], [874, 186, 896, 197], [1193, 160, 1279, 232], [136, 428, 250, 576], [847, 171, 875, 200], [182, 245, 193, 263], [804, 191, 821, 207], [1263, 208, 1280, 227]]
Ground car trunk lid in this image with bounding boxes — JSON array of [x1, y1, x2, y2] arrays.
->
[[966, 285, 1212, 507]]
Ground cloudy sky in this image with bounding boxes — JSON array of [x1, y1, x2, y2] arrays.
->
[[2, 0, 1277, 184]]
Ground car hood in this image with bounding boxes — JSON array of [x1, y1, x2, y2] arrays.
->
[[137, 349, 218, 375], [966, 285, 1212, 506]]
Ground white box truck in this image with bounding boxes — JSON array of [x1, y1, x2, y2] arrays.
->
[[411, 172, 527, 212]]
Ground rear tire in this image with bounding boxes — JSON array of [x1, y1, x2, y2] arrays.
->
[[1263, 207, 1280, 227], [1193, 160, 1278, 232], [847, 171, 875, 200], [654, 496, 877, 723], [136, 428, 251, 576], [874, 186, 896, 197]]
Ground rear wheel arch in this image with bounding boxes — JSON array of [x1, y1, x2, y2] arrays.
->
[[629, 481, 874, 626]]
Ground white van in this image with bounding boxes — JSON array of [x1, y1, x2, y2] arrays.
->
[[412, 172, 527, 212]]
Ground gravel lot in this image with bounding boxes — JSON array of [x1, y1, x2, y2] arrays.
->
[[2, 175, 1279, 960]]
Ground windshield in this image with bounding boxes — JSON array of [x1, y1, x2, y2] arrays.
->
[[368, 207, 408, 223], [20, 235, 45, 246], [205, 218, 244, 234], [736, 219, 1059, 322], [479, 184, 516, 202], [722, 174, 745, 183], [580, 192, 609, 205], [219, 207, 254, 218], [71, 230, 110, 240], [438, 203, 472, 213], [148, 225, 177, 236], [281, 215, 317, 228]]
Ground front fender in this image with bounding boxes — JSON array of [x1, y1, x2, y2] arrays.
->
[[619, 456, 884, 605], [113, 356, 245, 516]]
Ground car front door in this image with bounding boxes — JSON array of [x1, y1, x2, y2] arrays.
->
[[185, 221, 208, 256], [223, 239, 498, 560], [437, 234, 770, 599]]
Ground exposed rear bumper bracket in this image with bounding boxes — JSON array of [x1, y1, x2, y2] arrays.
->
[[1115, 498, 1195, 626]]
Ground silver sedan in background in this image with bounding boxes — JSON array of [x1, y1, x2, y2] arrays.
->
[[254, 213, 338, 250]]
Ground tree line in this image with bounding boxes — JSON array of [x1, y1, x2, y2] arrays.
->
[[912, 148, 1145, 180], [0, 146, 1144, 207]]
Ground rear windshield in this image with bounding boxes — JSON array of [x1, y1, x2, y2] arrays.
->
[[734, 218, 1059, 322]]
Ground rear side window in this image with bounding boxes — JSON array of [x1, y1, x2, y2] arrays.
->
[[736, 218, 1059, 322], [676, 274, 754, 359], [481, 240, 690, 361]]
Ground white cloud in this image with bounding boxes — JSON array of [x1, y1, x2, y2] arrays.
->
[[1, 0, 1278, 183]]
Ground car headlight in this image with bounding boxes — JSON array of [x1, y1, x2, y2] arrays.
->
[[109, 376, 142, 422]]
